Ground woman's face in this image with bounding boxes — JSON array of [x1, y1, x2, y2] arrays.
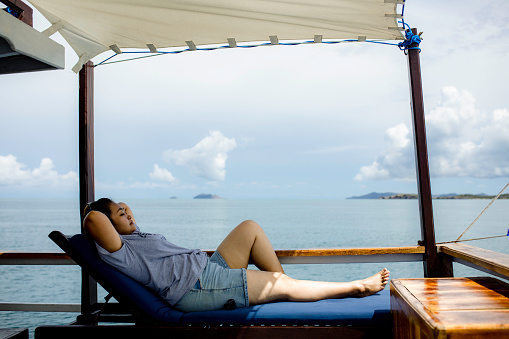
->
[[108, 202, 136, 235]]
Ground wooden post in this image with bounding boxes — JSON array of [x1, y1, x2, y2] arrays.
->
[[407, 28, 445, 278], [1, 0, 33, 26], [79, 61, 97, 313]]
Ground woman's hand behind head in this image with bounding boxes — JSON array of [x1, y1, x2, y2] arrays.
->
[[83, 210, 123, 253]]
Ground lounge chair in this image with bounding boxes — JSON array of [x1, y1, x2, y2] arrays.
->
[[35, 231, 392, 338]]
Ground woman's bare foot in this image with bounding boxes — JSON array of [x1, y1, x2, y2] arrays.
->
[[355, 268, 390, 297]]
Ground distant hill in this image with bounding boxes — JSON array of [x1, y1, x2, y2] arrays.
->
[[436, 193, 508, 199], [347, 192, 397, 199], [380, 193, 417, 199], [193, 193, 223, 199], [348, 192, 509, 200], [434, 193, 458, 198]]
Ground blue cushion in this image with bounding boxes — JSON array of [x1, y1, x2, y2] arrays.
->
[[181, 290, 390, 326], [65, 233, 390, 327]]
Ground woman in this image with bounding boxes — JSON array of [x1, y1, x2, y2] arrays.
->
[[83, 198, 390, 312]]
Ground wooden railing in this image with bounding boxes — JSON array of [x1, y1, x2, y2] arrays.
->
[[438, 243, 509, 281], [0, 251, 74, 265], [0, 246, 424, 312], [0, 246, 425, 265]]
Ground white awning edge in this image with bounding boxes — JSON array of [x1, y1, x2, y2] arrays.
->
[[0, 9, 64, 72]]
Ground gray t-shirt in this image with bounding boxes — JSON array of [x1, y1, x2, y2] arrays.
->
[[96, 229, 209, 305]]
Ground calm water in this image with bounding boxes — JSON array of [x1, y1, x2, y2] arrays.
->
[[1, 198, 508, 334]]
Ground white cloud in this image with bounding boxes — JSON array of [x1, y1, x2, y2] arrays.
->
[[355, 87, 509, 181], [354, 123, 414, 181], [149, 164, 176, 183], [163, 130, 237, 181], [0, 154, 78, 188]]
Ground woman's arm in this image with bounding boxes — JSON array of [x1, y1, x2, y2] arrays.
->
[[83, 210, 123, 253]]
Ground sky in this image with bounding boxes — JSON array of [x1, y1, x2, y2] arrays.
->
[[1, 0, 508, 200]]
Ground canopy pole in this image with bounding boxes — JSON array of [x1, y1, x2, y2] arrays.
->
[[407, 28, 448, 278], [79, 61, 97, 314]]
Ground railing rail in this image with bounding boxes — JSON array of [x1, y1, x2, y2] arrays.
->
[[438, 243, 509, 281], [0, 251, 75, 265], [0, 303, 81, 312], [0, 246, 425, 313], [0, 246, 425, 265]]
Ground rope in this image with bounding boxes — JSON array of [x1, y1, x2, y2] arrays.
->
[[397, 21, 421, 52], [455, 181, 509, 242], [96, 52, 166, 66], [94, 38, 406, 67], [437, 232, 508, 245]]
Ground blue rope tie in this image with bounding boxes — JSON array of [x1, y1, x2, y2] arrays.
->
[[398, 21, 421, 52], [4, 7, 21, 18]]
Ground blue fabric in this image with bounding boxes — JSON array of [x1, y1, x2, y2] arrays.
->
[[65, 233, 391, 326], [181, 290, 390, 326]]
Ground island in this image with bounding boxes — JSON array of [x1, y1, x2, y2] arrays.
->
[[435, 194, 509, 200], [193, 194, 223, 199], [347, 192, 509, 200], [380, 194, 417, 199], [347, 192, 397, 199]]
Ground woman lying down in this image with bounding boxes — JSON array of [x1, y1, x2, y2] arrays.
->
[[83, 198, 390, 312]]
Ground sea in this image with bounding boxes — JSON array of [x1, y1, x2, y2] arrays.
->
[[1, 198, 508, 336]]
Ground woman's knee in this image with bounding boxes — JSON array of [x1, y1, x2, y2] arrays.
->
[[277, 274, 297, 300], [238, 220, 263, 232], [247, 270, 295, 304]]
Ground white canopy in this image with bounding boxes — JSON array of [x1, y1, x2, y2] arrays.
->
[[28, 0, 405, 72]]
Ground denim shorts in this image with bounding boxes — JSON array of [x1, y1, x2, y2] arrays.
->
[[173, 251, 249, 312]]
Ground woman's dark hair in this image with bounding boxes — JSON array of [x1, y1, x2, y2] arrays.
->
[[82, 198, 115, 221]]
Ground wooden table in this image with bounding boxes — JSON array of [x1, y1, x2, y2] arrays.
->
[[391, 277, 509, 339]]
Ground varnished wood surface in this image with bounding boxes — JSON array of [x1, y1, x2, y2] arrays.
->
[[407, 27, 438, 278], [0, 251, 71, 260], [439, 243, 509, 279], [391, 277, 509, 338], [0, 246, 425, 263], [0, 251, 75, 265], [275, 246, 425, 257]]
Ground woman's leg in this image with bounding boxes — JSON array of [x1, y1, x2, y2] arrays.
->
[[216, 220, 390, 305], [216, 220, 284, 273], [246, 268, 390, 305]]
